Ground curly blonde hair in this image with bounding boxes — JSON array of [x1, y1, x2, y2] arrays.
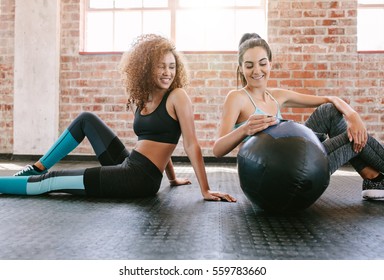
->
[[120, 34, 189, 111]]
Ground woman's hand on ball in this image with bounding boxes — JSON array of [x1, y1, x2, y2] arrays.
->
[[245, 115, 277, 136]]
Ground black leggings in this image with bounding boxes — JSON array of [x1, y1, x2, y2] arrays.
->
[[84, 150, 163, 198], [66, 112, 163, 197], [305, 103, 384, 174], [40, 112, 130, 168], [0, 112, 162, 198]]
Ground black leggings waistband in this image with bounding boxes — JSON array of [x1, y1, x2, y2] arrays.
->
[[126, 150, 163, 180]]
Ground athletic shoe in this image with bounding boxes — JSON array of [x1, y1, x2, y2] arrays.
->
[[13, 165, 47, 176], [362, 178, 384, 200]]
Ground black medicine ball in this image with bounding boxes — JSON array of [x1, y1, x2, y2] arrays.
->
[[237, 121, 330, 212]]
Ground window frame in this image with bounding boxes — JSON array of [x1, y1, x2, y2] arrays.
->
[[357, 1, 384, 53], [79, 0, 267, 54]]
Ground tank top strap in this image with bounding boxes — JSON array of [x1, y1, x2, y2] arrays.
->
[[265, 90, 279, 107], [161, 90, 171, 104], [242, 88, 257, 109], [242, 88, 282, 119], [265, 90, 282, 118]]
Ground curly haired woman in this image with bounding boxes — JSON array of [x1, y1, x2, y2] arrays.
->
[[3, 34, 236, 202]]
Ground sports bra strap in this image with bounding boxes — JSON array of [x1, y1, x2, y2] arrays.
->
[[243, 88, 258, 108], [242, 88, 281, 117]]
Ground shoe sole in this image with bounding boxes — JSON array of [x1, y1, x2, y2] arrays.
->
[[362, 189, 384, 200]]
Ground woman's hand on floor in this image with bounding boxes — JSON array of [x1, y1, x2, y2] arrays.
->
[[169, 178, 192, 187], [203, 190, 237, 202]]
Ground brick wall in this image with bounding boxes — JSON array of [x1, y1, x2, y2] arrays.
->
[[267, 0, 384, 144], [1, 0, 383, 158], [0, 0, 15, 154]]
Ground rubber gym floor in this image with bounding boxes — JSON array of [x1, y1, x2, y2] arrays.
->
[[0, 159, 383, 260]]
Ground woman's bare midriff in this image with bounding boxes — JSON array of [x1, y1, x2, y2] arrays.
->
[[133, 140, 177, 172]]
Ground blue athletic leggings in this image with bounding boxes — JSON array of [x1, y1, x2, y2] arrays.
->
[[0, 112, 162, 197], [305, 103, 384, 174]]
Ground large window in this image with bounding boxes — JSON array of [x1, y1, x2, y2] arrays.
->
[[81, 0, 267, 52], [357, 0, 384, 51]]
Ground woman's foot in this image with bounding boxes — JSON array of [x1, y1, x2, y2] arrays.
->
[[13, 164, 47, 176], [362, 173, 384, 200]]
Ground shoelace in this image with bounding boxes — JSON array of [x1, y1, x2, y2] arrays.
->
[[13, 165, 33, 176]]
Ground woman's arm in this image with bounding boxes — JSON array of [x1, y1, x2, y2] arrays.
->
[[327, 96, 367, 152], [164, 159, 191, 187], [213, 92, 246, 157], [274, 88, 367, 152], [170, 89, 236, 202], [213, 91, 277, 157]]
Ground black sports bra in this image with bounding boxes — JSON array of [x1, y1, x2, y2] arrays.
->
[[133, 91, 181, 144]]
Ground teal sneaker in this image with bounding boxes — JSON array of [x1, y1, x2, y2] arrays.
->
[[13, 165, 48, 176]]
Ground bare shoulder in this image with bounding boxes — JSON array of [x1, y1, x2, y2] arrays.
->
[[267, 87, 286, 97], [170, 87, 187, 95], [166, 88, 192, 112], [267, 87, 293, 104], [268, 87, 304, 96], [225, 89, 247, 104], [226, 88, 243, 98], [169, 88, 189, 99]]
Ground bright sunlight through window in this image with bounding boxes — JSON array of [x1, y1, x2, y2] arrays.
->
[[82, 0, 267, 52], [357, 0, 384, 51]]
